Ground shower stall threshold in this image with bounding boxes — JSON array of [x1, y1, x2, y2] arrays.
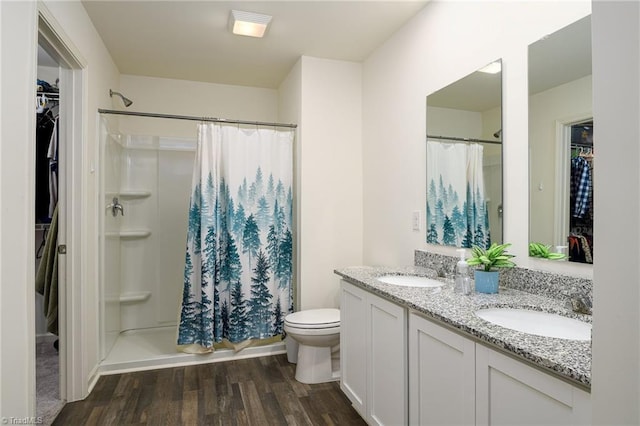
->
[[98, 326, 286, 376]]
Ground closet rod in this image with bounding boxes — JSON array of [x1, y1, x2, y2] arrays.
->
[[427, 135, 502, 145], [98, 109, 297, 129], [571, 142, 594, 148]]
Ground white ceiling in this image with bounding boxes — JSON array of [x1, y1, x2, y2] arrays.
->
[[528, 15, 592, 95], [81, 0, 429, 89]]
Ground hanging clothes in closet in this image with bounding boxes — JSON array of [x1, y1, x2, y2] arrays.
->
[[35, 85, 60, 337], [569, 146, 594, 263], [36, 204, 59, 336], [35, 92, 58, 223]]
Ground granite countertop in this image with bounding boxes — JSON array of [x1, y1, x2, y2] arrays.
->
[[334, 265, 592, 389]]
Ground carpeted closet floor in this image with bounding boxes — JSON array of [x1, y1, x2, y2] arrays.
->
[[37, 337, 65, 425]]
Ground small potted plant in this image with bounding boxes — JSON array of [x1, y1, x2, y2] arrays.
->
[[467, 243, 516, 293]]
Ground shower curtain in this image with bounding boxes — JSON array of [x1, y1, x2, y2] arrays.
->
[[426, 140, 491, 249], [178, 123, 294, 353]]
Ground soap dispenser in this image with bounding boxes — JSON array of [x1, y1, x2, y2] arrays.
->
[[454, 249, 471, 295]]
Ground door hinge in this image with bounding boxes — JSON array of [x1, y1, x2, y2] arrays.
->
[[57, 245, 67, 255]]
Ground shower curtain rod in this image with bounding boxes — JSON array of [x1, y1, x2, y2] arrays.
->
[[98, 109, 298, 129], [427, 135, 502, 145]]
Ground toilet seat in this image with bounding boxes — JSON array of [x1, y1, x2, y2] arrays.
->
[[284, 308, 340, 329]]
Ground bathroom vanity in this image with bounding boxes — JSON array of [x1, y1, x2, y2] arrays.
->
[[336, 264, 592, 426]]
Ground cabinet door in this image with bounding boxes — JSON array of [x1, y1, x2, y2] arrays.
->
[[476, 344, 591, 426], [368, 293, 407, 426], [340, 281, 368, 418], [409, 313, 475, 426]]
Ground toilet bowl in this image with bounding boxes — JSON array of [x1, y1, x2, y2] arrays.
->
[[284, 308, 340, 384]]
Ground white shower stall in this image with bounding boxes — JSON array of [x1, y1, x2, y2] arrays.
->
[[98, 115, 285, 373]]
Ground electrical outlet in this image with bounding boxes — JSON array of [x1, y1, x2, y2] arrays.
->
[[412, 210, 421, 231]]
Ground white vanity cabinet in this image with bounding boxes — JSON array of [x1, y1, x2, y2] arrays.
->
[[340, 280, 407, 425], [408, 312, 591, 426], [409, 312, 476, 425], [475, 344, 591, 426], [341, 281, 591, 426], [340, 281, 368, 418]]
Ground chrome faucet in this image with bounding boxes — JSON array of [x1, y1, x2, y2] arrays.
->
[[569, 294, 592, 315], [434, 261, 454, 279]]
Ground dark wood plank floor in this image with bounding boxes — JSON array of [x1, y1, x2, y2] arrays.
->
[[53, 354, 366, 425]]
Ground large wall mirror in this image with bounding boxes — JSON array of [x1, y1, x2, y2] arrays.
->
[[426, 60, 503, 249], [528, 15, 593, 264]]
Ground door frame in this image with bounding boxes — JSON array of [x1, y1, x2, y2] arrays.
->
[[37, 4, 87, 402], [553, 112, 593, 247]]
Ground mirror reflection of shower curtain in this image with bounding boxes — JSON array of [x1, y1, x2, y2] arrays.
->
[[178, 123, 294, 354], [426, 141, 491, 249]]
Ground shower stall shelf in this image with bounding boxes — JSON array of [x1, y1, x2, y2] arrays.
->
[[120, 190, 152, 199]]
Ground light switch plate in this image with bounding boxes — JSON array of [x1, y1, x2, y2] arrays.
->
[[412, 210, 421, 231]]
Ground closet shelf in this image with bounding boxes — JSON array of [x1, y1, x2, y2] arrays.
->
[[105, 229, 152, 239], [119, 291, 151, 304], [35, 223, 51, 231]]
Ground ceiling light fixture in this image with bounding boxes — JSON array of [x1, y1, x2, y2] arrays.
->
[[229, 10, 272, 38], [478, 61, 502, 74]]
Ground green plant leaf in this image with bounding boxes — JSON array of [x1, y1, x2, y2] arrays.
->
[[468, 243, 516, 270]]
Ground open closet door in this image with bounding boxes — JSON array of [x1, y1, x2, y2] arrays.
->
[[34, 41, 65, 422]]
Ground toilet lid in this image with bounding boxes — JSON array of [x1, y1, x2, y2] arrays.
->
[[285, 308, 340, 329]]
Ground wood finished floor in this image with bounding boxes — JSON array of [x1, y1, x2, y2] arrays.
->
[[53, 354, 366, 425]]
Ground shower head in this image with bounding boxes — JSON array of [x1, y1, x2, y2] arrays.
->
[[109, 89, 133, 107], [493, 129, 502, 139]]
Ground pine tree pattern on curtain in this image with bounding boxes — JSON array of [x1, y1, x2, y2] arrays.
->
[[426, 141, 491, 249], [178, 124, 294, 351]]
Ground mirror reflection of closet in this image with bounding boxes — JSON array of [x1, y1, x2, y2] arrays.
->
[[528, 15, 593, 264], [568, 120, 594, 263], [35, 42, 64, 421]]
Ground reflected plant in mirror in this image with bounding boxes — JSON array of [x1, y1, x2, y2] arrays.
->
[[426, 60, 503, 249], [528, 15, 593, 264], [529, 242, 567, 260]]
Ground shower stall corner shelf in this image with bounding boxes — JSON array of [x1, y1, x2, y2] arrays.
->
[[104, 190, 152, 200], [120, 190, 152, 200], [119, 291, 152, 304], [105, 229, 152, 239]]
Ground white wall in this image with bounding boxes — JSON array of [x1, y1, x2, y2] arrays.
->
[[591, 1, 640, 424], [362, 1, 591, 276], [37, 64, 58, 88], [0, 0, 39, 417], [277, 59, 302, 308], [295, 56, 363, 310], [427, 106, 482, 138], [118, 75, 279, 137]]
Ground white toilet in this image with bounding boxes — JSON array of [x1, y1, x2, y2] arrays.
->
[[284, 308, 340, 384]]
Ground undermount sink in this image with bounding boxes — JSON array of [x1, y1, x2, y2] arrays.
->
[[475, 308, 591, 341], [377, 275, 445, 288]]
